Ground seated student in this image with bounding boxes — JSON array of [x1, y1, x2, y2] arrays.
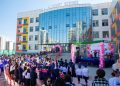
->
[[92, 69, 109, 86]]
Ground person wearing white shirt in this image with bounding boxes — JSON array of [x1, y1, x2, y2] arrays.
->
[[62, 65, 68, 75], [25, 69, 30, 86], [76, 65, 82, 84], [109, 73, 117, 86], [112, 63, 118, 72], [82, 65, 89, 86]]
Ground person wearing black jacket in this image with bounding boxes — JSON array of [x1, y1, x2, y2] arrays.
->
[[30, 67, 37, 86]]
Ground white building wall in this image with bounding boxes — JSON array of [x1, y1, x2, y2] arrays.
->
[[92, 2, 111, 41], [17, 10, 42, 53]]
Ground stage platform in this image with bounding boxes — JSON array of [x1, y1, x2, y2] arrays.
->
[[76, 57, 115, 67]]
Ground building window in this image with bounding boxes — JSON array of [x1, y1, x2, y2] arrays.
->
[[92, 9, 98, 16], [18, 18, 22, 24], [30, 27, 33, 32], [42, 27, 44, 30], [23, 45, 26, 50], [93, 31, 99, 38], [35, 44, 38, 50], [103, 31, 109, 38], [24, 19, 28, 25], [29, 44, 32, 50], [18, 45, 22, 50], [23, 36, 26, 41], [93, 20, 99, 27], [35, 35, 38, 41], [23, 28, 27, 33], [101, 8, 108, 15], [29, 35, 33, 41], [66, 13, 70, 16], [36, 17, 39, 22], [102, 19, 108, 26], [35, 26, 39, 31], [18, 29, 20, 33], [48, 26, 52, 29], [66, 24, 70, 27], [18, 36, 22, 41], [30, 18, 34, 23], [72, 24, 76, 27]]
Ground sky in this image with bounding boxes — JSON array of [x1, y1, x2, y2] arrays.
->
[[0, 0, 112, 41]]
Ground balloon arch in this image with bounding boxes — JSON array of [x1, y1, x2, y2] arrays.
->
[[53, 45, 62, 60]]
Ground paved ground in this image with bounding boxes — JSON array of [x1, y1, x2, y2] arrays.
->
[[73, 66, 112, 86], [0, 72, 8, 86]]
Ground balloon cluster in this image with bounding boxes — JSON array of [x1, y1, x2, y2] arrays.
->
[[99, 42, 104, 69], [71, 44, 75, 63]]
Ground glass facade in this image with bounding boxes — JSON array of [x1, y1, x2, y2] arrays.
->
[[39, 6, 92, 44]]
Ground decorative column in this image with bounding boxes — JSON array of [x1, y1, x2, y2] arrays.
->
[[71, 44, 75, 63], [99, 42, 104, 69]]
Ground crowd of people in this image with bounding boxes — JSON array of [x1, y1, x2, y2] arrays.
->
[[0, 54, 120, 86]]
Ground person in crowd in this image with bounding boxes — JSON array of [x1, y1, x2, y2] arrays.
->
[[0, 59, 3, 76], [30, 67, 37, 86], [18, 63, 24, 85], [76, 64, 82, 84], [14, 63, 19, 82], [64, 74, 74, 86], [82, 65, 89, 86], [59, 58, 64, 67], [54, 67, 60, 78], [94, 50, 97, 58], [109, 72, 120, 86], [62, 65, 68, 75], [109, 72, 114, 86], [10, 61, 15, 79], [42, 77, 52, 86], [25, 68, 31, 86], [64, 59, 68, 68], [92, 69, 109, 86], [69, 59, 73, 68], [71, 64, 76, 77], [112, 62, 118, 72], [53, 78, 65, 86], [68, 66, 72, 76], [59, 70, 65, 79]]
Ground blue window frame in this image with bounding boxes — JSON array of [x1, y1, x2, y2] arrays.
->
[[36, 17, 39, 22], [30, 27, 33, 32], [35, 35, 38, 41], [101, 8, 108, 15], [30, 18, 34, 23], [35, 26, 39, 31], [92, 9, 98, 16]]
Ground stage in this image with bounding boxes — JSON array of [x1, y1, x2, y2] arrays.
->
[[75, 57, 115, 67]]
